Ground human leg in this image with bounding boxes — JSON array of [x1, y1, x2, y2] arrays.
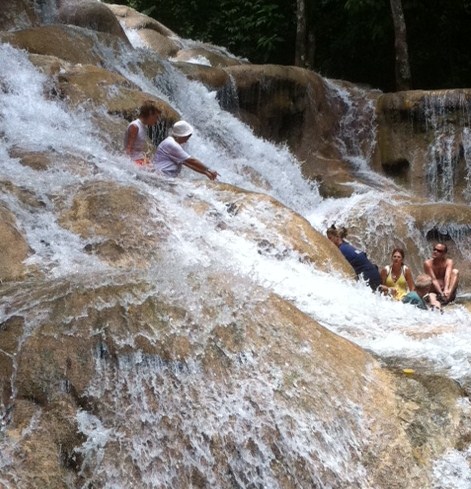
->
[[446, 269, 459, 303]]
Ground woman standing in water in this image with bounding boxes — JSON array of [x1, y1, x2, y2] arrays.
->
[[124, 101, 161, 166], [326, 225, 381, 291], [379, 248, 415, 300]]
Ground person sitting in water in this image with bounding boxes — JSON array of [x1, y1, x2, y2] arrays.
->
[[152, 120, 219, 180], [124, 100, 161, 166], [402, 273, 442, 311], [423, 243, 459, 305], [326, 224, 381, 291], [379, 247, 415, 300]]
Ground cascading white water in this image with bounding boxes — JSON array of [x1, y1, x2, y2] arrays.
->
[[423, 91, 471, 202], [33, 0, 59, 24], [1, 19, 471, 488]]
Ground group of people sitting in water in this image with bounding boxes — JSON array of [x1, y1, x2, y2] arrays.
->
[[326, 225, 460, 311], [124, 102, 460, 311], [124, 100, 218, 180]]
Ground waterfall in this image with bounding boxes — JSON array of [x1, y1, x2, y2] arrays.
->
[[33, 0, 59, 24], [324, 80, 379, 173], [1, 14, 471, 489], [422, 91, 471, 202]]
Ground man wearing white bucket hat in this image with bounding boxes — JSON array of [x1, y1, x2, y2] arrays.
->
[[152, 120, 219, 180]]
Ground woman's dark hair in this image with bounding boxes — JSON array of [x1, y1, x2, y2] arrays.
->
[[391, 247, 405, 259], [326, 224, 348, 240], [139, 100, 160, 118]]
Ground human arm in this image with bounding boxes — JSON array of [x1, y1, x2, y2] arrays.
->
[[405, 266, 415, 291], [425, 292, 442, 311], [125, 124, 138, 156], [183, 157, 219, 180]]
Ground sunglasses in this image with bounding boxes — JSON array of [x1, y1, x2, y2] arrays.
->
[[433, 248, 445, 253]]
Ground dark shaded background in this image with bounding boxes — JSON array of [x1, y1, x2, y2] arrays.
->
[[109, 0, 471, 92]]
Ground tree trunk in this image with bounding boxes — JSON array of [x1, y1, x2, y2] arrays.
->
[[390, 0, 412, 90], [295, 0, 307, 67], [295, 0, 314, 69]]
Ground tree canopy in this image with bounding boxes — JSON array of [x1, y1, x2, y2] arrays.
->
[[109, 0, 471, 92]]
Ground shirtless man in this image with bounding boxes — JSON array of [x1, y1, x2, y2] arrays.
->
[[423, 243, 459, 305]]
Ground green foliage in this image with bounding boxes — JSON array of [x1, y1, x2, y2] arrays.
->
[[106, 0, 471, 91], [204, 0, 287, 62]]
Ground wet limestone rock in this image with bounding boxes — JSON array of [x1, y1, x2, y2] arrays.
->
[[107, 3, 176, 37], [106, 3, 181, 57], [2, 266, 470, 488], [0, 24, 127, 66], [0, 316, 24, 406], [58, 0, 130, 44], [55, 63, 178, 123], [134, 29, 181, 58], [187, 182, 356, 278], [0, 204, 30, 281], [301, 155, 359, 199], [173, 61, 231, 91], [58, 181, 169, 267], [27, 53, 70, 81], [174, 47, 247, 68], [376, 89, 471, 202], [8, 147, 54, 171], [2, 397, 82, 489], [0, 0, 39, 31], [221, 69, 381, 198], [224, 65, 342, 164]]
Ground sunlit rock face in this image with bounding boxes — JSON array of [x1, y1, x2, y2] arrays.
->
[[0, 24, 125, 65], [173, 46, 247, 68], [2, 276, 467, 489], [58, 0, 129, 43], [0, 205, 30, 281], [108, 2, 182, 58], [54, 63, 178, 121], [107, 3, 177, 37], [376, 90, 471, 203], [58, 181, 170, 267]]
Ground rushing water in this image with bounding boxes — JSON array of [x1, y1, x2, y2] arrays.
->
[[1, 18, 471, 488]]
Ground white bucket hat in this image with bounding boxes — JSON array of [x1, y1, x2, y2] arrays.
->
[[171, 120, 193, 138]]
